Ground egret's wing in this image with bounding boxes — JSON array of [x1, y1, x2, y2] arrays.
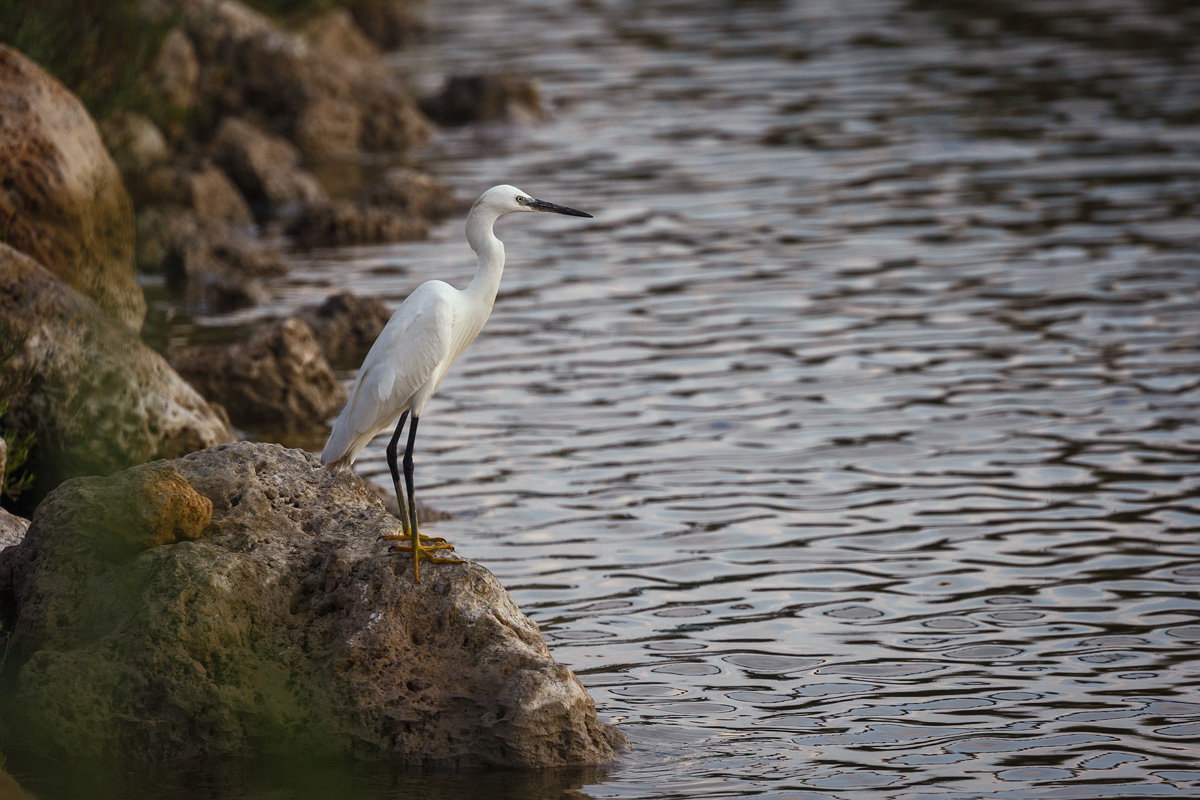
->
[[322, 283, 455, 465]]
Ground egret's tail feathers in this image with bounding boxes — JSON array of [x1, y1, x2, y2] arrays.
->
[[324, 456, 351, 472]]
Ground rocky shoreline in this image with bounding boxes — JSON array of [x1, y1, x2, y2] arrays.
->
[[0, 0, 619, 772]]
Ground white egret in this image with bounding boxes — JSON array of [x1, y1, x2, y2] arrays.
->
[[321, 184, 593, 581]]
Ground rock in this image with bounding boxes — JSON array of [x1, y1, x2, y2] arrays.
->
[[100, 112, 171, 177], [0, 438, 30, 550], [356, 86, 435, 154], [153, 27, 201, 111], [171, 318, 347, 427], [420, 74, 545, 126], [0, 244, 234, 509], [136, 206, 283, 313], [356, 168, 457, 219], [0, 442, 626, 765], [184, 0, 433, 160], [286, 200, 430, 249], [344, 0, 427, 50], [0, 45, 145, 331], [292, 92, 363, 161], [0, 509, 30, 551], [300, 9, 380, 61], [209, 117, 327, 219], [297, 291, 394, 368], [141, 164, 255, 228]]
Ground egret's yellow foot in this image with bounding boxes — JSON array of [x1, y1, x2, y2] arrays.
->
[[390, 539, 464, 582]]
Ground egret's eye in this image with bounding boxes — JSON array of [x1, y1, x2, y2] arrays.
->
[[516, 196, 529, 204]]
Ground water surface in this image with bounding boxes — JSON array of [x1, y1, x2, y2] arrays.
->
[[17, 0, 1200, 797]]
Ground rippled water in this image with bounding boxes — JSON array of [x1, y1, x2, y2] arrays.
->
[[18, 0, 1200, 797]]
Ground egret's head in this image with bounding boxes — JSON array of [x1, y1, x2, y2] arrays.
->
[[476, 184, 592, 218]]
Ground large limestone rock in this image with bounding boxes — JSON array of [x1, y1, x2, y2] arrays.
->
[[0, 244, 234, 507], [0, 45, 145, 331], [0, 442, 627, 766]]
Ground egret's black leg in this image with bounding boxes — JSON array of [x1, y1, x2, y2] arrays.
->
[[385, 411, 410, 537], [403, 415, 420, 541], [389, 415, 462, 581]]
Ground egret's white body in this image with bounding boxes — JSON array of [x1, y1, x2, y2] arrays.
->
[[320, 184, 592, 580], [321, 272, 494, 469]]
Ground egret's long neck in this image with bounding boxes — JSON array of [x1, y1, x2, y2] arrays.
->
[[464, 205, 505, 308]]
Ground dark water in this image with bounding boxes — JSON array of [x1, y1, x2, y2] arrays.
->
[[14, 0, 1200, 797]]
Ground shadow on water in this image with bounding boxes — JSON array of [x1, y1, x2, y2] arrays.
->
[[5, 752, 614, 800]]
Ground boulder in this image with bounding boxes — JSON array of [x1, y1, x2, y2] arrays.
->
[[171, 318, 347, 427], [0, 45, 145, 330], [420, 74, 545, 127], [209, 117, 327, 219], [0, 442, 626, 765], [297, 291, 393, 369], [0, 244, 234, 509]]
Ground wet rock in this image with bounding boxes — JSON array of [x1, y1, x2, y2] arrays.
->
[[0, 45, 145, 330], [0, 244, 234, 509], [100, 112, 171, 177], [356, 167, 457, 219], [297, 291, 394, 368], [286, 200, 430, 249], [420, 74, 546, 126], [0, 442, 626, 765], [209, 117, 327, 219], [344, 0, 428, 50], [153, 27, 201, 111], [171, 318, 347, 427]]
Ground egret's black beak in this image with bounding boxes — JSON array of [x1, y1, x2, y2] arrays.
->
[[529, 198, 592, 218]]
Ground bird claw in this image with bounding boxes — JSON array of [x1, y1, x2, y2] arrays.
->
[[389, 539, 464, 582]]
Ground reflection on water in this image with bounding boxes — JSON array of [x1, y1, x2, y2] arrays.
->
[[17, 0, 1200, 797]]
